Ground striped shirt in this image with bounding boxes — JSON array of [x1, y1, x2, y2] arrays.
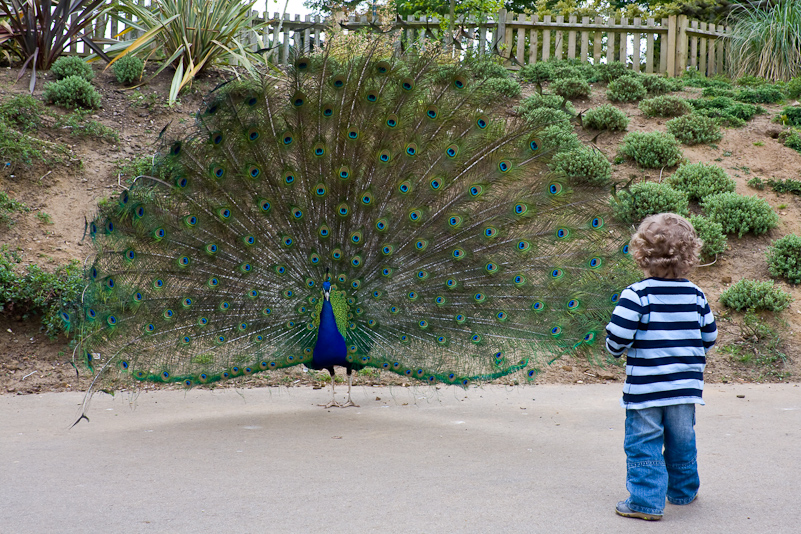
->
[[605, 277, 717, 409]]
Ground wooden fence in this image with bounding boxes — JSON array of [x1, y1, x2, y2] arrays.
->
[[74, 7, 730, 77]]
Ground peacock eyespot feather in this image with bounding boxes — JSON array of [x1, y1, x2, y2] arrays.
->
[[455, 314, 466, 324], [398, 180, 412, 194], [175, 176, 188, 188], [407, 291, 418, 301], [348, 129, 359, 140], [240, 263, 252, 273], [295, 56, 310, 70], [514, 203, 529, 215], [291, 91, 306, 107], [178, 256, 190, 267], [145, 323, 156, 333], [331, 248, 342, 260], [211, 132, 223, 145], [556, 228, 570, 239], [589, 257, 602, 268], [207, 277, 219, 287], [372, 290, 382, 299], [469, 185, 484, 197], [91, 267, 98, 280], [361, 192, 373, 205], [170, 142, 182, 156], [498, 160, 511, 173], [313, 142, 325, 156], [549, 182, 563, 195], [401, 78, 414, 91], [212, 166, 225, 179], [309, 252, 321, 264], [409, 210, 423, 223], [584, 332, 596, 344], [591, 216, 604, 229], [611, 293, 620, 303], [529, 138, 541, 152], [305, 278, 314, 288], [246, 96, 258, 107], [243, 235, 255, 246], [550, 268, 564, 279], [121, 360, 129, 370], [205, 243, 218, 255], [154, 228, 165, 240], [375, 60, 391, 74], [453, 75, 467, 89], [318, 224, 330, 238], [107, 315, 118, 326], [516, 240, 531, 252], [418, 320, 428, 329], [332, 75, 346, 88], [87, 308, 97, 320], [474, 293, 486, 303], [496, 311, 508, 322], [182, 298, 193, 308], [153, 278, 164, 289], [448, 215, 463, 228], [282, 134, 293, 145], [375, 218, 388, 232], [414, 238, 428, 250], [382, 267, 393, 277], [247, 128, 260, 141], [430, 178, 442, 190], [483, 226, 498, 238], [405, 143, 418, 157], [206, 104, 218, 114], [106, 278, 115, 289], [366, 91, 379, 102], [452, 248, 465, 259], [476, 115, 489, 129], [351, 279, 361, 289], [445, 278, 458, 289], [350, 230, 363, 244], [262, 307, 272, 316], [238, 322, 248, 331], [90, 222, 97, 236], [337, 202, 350, 217], [282, 235, 294, 247], [249, 289, 259, 298], [134, 206, 145, 218], [219, 301, 230, 311], [163, 309, 174, 319], [105, 221, 115, 233], [198, 317, 209, 326], [426, 105, 439, 119], [386, 114, 398, 128], [378, 149, 391, 162], [218, 208, 232, 220], [351, 255, 362, 267], [315, 184, 327, 196], [184, 215, 198, 227], [132, 292, 143, 303], [471, 334, 482, 343], [446, 144, 459, 158], [162, 371, 171, 380], [390, 306, 399, 314], [337, 166, 350, 179], [291, 207, 303, 220], [550, 326, 562, 337], [485, 262, 499, 274], [416, 270, 429, 280], [514, 274, 527, 286], [622, 244, 630, 255], [323, 106, 334, 116]]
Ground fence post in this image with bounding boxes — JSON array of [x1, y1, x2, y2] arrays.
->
[[495, 9, 507, 57], [676, 15, 688, 75], [528, 15, 539, 64], [542, 15, 551, 61], [515, 13, 526, 66], [632, 17, 641, 72], [666, 15, 677, 76], [593, 16, 602, 64]]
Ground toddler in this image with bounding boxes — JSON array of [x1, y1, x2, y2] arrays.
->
[[605, 213, 717, 521]]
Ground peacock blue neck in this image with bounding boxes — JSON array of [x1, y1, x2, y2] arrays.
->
[[312, 299, 348, 368]]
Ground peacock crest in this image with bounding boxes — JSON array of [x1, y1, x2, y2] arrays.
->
[[67, 36, 636, 410]]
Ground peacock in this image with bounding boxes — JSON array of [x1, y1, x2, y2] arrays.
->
[[65, 35, 636, 416]]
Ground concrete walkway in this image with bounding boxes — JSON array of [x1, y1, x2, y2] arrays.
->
[[1, 383, 799, 533]]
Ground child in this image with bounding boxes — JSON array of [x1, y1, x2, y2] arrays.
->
[[605, 213, 717, 521]]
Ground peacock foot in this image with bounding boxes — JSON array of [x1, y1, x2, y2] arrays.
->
[[319, 400, 342, 408], [340, 399, 359, 408]]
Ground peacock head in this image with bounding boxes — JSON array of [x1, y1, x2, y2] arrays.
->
[[323, 280, 332, 301]]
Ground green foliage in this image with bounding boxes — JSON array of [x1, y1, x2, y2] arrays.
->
[[780, 128, 801, 152], [611, 181, 689, 224], [639, 95, 692, 117], [667, 162, 736, 201], [766, 233, 801, 284], [42, 75, 101, 109], [688, 96, 764, 127], [111, 0, 266, 104], [689, 215, 727, 259], [639, 74, 673, 95], [736, 75, 769, 87], [479, 77, 521, 98], [473, 58, 509, 79], [701, 192, 779, 237], [518, 62, 556, 83], [619, 131, 683, 168], [736, 86, 785, 104], [768, 178, 801, 195], [582, 104, 629, 131], [606, 75, 647, 102], [0, 191, 30, 227], [701, 86, 737, 99], [747, 176, 766, 190], [0, 0, 105, 71], [728, 0, 801, 82], [550, 146, 611, 186], [666, 113, 723, 145], [54, 110, 119, 143], [516, 92, 575, 117], [681, 73, 731, 89], [788, 77, 801, 98], [551, 77, 591, 99], [0, 247, 83, 337], [113, 54, 144, 85], [0, 94, 47, 131], [779, 105, 801, 127], [719, 279, 792, 312], [50, 56, 94, 81], [0, 120, 53, 166], [596, 61, 629, 82]]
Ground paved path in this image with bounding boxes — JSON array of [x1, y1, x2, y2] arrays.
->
[[1, 383, 799, 533]]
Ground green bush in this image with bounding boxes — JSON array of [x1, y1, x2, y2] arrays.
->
[[0, 94, 47, 131], [666, 113, 723, 145], [788, 77, 801, 98], [747, 176, 766, 190], [474, 59, 509, 79], [780, 128, 801, 152], [689, 215, 727, 259], [0, 191, 30, 227], [681, 73, 732, 89], [768, 178, 801, 195], [779, 105, 801, 126], [479, 77, 521, 98], [736, 86, 784, 104], [582, 104, 629, 131], [113, 54, 144, 85], [639, 95, 692, 117], [611, 181, 689, 223], [701, 86, 738, 99], [766, 234, 801, 284], [518, 62, 556, 83], [607, 75, 647, 102], [550, 146, 611, 186], [688, 97, 764, 126], [619, 131, 683, 168], [517, 92, 576, 116], [667, 162, 736, 201], [596, 61, 629, 82], [42, 75, 101, 109], [701, 192, 779, 237], [50, 56, 94, 81], [735, 75, 768, 87], [552, 65, 585, 80], [639, 74, 673, 95], [551, 77, 591, 99], [0, 248, 83, 337], [719, 279, 792, 311]]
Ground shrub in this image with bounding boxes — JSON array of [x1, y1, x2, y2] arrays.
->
[[619, 131, 683, 168], [113, 54, 144, 85], [596, 61, 629, 82], [747, 176, 766, 190], [42, 75, 101, 109], [701, 86, 738, 99], [768, 178, 801, 195], [701, 192, 779, 237], [788, 77, 801, 99], [474, 59, 509, 79], [688, 97, 764, 126], [720, 279, 792, 311], [666, 78, 685, 92], [735, 75, 768, 87], [0, 191, 30, 227], [611, 181, 689, 223], [667, 162, 736, 201], [551, 77, 591, 99], [49, 55, 94, 81], [552, 65, 585, 80], [779, 105, 801, 126], [582, 104, 629, 131], [766, 234, 801, 284], [517, 92, 576, 116], [639, 95, 692, 117], [780, 128, 801, 152], [607, 75, 647, 102], [689, 215, 727, 259], [519, 62, 556, 83], [550, 146, 612, 186], [736, 86, 785, 104], [666, 113, 723, 145], [681, 74, 732, 89], [479, 77, 521, 98], [538, 121, 582, 153], [0, 94, 47, 131], [638, 74, 673, 95]]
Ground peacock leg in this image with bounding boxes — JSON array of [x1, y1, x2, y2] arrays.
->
[[340, 370, 359, 408], [319, 369, 340, 408]]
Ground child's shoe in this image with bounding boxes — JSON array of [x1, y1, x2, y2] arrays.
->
[[615, 501, 663, 521]]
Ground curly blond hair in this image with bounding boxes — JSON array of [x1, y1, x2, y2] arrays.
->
[[630, 213, 702, 278]]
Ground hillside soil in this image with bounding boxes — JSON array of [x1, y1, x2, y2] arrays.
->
[[1, 64, 799, 396]]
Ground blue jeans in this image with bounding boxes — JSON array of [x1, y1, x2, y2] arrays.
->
[[624, 404, 699, 515]]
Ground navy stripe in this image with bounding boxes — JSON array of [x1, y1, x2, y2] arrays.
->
[[623, 388, 703, 403], [648, 303, 703, 313], [633, 285, 700, 297], [701, 323, 716, 333], [627, 356, 706, 367], [634, 338, 705, 349], [636, 320, 709, 331], [617, 298, 647, 314], [625, 371, 704, 384], [609, 315, 639, 330], [606, 331, 631, 347]]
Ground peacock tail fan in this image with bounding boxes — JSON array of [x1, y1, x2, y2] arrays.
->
[[68, 35, 637, 408]]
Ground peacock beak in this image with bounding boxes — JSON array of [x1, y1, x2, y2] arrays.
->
[[323, 288, 330, 301]]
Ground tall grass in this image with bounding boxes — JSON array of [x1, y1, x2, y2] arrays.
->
[[727, 0, 801, 81]]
